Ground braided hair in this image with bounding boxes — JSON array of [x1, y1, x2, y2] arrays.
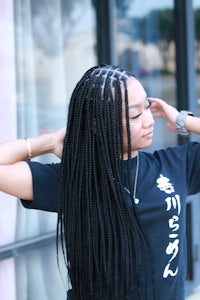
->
[[57, 65, 155, 299]]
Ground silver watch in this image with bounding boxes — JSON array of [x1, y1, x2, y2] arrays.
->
[[175, 110, 193, 136]]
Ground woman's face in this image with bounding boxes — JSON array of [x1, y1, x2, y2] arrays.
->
[[122, 77, 154, 159]]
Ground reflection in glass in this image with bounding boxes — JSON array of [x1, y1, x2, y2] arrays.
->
[[194, 1, 200, 116], [14, 0, 97, 241], [9, 0, 97, 299], [15, 243, 67, 300], [114, 0, 176, 151]]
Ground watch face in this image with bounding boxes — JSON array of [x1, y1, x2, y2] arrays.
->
[[181, 110, 194, 116]]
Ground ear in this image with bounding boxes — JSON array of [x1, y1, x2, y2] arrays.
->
[[90, 118, 96, 133]]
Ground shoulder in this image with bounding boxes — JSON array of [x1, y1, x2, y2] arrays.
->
[[142, 142, 200, 160], [139, 142, 200, 170]]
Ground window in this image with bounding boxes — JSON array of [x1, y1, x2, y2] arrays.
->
[[194, 0, 200, 116], [0, 0, 97, 299], [113, 0, 176, 151]]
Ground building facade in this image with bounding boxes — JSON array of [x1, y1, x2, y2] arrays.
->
[[0, 0, 200, 299]]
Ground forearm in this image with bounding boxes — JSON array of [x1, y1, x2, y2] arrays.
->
[[0, 133, 55, 165], [185, 115, 200, 135], [0, 128, 65, 199]]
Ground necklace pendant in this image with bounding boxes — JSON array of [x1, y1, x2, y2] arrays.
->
[[134, 198, 140, 205]]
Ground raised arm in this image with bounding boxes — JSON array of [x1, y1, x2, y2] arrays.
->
[[150, 98, 200, 135], [0, 128, 66, 200], [184, 115, 200, 135]]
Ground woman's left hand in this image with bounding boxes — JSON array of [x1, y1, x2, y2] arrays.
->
[[149, 98, 179, 133]]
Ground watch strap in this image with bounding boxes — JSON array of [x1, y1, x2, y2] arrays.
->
[[175, 110, 193, 136]]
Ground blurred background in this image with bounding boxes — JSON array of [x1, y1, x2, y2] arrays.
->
[[0, 0, 200, 299]]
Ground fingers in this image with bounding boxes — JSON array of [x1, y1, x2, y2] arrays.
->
[[149, 97, 167, 104], [149, 98, 165, 118], [151, 112, 165, 119], [166, 122, 177, 133], [51, 128, 66, 158], [149, 97, 178, 121]]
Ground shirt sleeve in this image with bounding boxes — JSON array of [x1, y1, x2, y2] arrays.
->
[[21, 161, 60, 212]]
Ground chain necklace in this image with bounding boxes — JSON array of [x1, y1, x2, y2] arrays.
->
[[124, 152, 140, 204]]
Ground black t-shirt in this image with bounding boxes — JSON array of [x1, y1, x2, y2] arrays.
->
[[21, 142, 200, 299]]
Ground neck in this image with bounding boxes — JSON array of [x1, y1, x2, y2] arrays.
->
[[123, 150, 138, 160]]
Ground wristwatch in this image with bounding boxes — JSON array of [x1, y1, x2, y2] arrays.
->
[[175, 110, 193, 136]]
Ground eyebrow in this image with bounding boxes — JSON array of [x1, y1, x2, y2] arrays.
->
[[128, 96, 148, 109]]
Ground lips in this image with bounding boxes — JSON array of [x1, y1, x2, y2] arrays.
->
[[144, 130, 154, 138]]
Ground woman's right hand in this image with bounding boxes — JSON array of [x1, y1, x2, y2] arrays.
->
[[53, 127, 66, 158], [0, 128, 66, 200]]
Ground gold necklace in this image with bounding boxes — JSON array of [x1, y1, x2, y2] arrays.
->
[[124, 152, 140, 204]]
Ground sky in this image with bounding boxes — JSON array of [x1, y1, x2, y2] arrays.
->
[[127, 0, 200, 18], [127, 0, 173, 17]]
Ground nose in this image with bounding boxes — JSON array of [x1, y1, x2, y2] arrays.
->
[[143, 108, 154, 128]]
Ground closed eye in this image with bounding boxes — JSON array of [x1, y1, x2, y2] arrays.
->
[[131, 113, 142, 119]]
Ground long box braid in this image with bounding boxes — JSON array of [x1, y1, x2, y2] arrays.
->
[[57, 65, 155, 300]]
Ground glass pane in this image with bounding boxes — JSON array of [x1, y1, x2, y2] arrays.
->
[[14, 243, 67, 300], [12, 0, 97, 241], [0, 0, 18, 247], [194, 0, 200, 116], [0, 0, 96, 297], [114, 0, 176, 151]]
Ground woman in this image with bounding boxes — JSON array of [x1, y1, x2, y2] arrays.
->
[[0, 65, 200, 300]]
